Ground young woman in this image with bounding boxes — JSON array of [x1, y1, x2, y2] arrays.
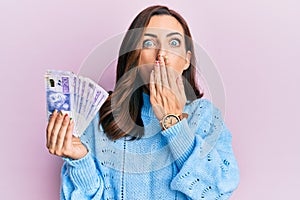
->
[[46, 5, 240, 200]]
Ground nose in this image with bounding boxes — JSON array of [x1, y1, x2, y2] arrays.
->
[[156, 49, 167, 60]]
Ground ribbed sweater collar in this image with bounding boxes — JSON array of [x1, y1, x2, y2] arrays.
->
[[141, 92, 156, 119], [140, 92, 161, 137]]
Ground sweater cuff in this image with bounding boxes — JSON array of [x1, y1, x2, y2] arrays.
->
[[161, 119, 195, 168], [62, 152, 100, 191]]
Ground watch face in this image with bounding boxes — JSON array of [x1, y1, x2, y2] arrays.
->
[[162, 114, 180, 129]]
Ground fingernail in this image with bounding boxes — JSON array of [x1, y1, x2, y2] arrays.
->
[[59, 111, 63, 116], [155, 62, 160, 68], [53, 109, 57, 114], [151, 70, 155, 77]]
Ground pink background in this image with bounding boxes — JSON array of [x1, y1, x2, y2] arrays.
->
[[1, 0, 299, 199]]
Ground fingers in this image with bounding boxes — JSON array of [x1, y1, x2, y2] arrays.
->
[[158, 55, 169, 89], [47, 111, 73, 157], [176, 75, 185, 98], [55, 114, 70, 153], [46, 109, 57, 148], [149, 55, 187, 119], [152, 56, 180, 104], [150, 64, 165, 120], [150, 70, 156, 98], [46, 112, 86, 159], [158, 56, 172, 107], [167, 67, 179, 95], [64, 119, 74, 150], [48, 111, 64, 152], [154, 61, 162, 94]]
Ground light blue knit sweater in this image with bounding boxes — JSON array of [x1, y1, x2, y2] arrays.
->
[[60, 93, 240, 200]]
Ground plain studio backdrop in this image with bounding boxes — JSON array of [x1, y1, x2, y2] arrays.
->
[[0, 0, 299, 199]]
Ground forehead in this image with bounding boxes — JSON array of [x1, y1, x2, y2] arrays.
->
[[145, 15, 184, 35]]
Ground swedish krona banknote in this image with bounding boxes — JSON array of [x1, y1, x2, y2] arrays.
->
[[45, 70, 108, 137]]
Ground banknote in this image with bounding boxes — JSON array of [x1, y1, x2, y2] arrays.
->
[[45, 70, 75, 118], [80, 81, 108, 135], [45, 70, 108, 137]]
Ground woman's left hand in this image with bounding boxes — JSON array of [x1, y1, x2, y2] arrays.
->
[[149, 55, 187, 121]]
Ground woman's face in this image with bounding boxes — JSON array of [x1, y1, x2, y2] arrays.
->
[[138, 15, 191, 85]]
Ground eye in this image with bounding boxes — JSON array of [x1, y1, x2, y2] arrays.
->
[[169, 39, 181, 47], [142, 40, 156, 48]]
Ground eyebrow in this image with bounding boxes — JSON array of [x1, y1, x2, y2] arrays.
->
[[144, 33, 157, 38], [144, 32, 183, 38], [166, 32, 183, 38]]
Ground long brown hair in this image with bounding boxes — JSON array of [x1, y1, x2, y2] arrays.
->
[[99, 5, 203, 140]]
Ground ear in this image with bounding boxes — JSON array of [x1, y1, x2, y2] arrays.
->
[[183, 51, 192, 70]]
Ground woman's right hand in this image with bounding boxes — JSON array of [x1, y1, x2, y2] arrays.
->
[[46, 110, 88, 160]]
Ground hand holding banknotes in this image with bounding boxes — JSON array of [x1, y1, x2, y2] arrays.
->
[[44, 70, 108, 159], [46, 110, 88, 160]]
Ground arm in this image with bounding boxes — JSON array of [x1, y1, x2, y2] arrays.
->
[[162, 102, 240, 199], [149, 55, 239, 199], [60, 152, 104, 200], [46, 110, 104, 199]]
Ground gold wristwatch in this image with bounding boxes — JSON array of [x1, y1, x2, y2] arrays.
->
[[160, 113, 188, 130]]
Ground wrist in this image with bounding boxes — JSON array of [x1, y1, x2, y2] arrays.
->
[[159, 113, 188, 130]]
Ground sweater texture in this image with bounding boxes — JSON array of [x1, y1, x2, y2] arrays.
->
[[60, 93, 240, 200]]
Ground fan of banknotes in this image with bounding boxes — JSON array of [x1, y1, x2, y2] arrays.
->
[[45, 70, 109, 137]]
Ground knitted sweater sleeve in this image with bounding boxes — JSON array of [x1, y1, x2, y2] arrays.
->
[[60, 152, 104, 200], [60, 118, 104, 200], [161, 100, 240, 199]]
